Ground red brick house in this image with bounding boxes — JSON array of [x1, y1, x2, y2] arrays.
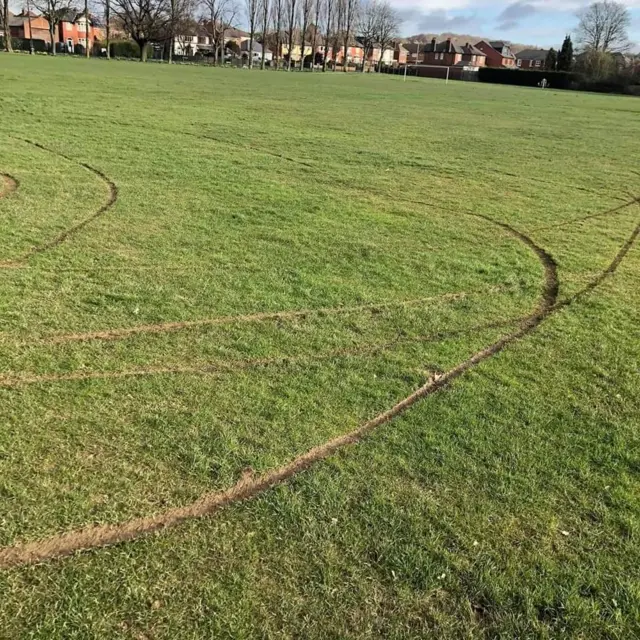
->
[[515, 49, 549, 69], [8, 9, 103, 51], [475, 40, 516, 67], [329, 42, 365, 66], [394, 43, 408, 65], [58, 9, 104, 52], [403, 42, 423, 64], [8, 11, 52, 45], [422, 38, 486, 67]]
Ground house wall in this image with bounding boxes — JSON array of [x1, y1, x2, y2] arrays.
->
[[280, 43, 313, 61], [517, 58, 543, 69], [461, 53, 486, 67], [174, 35, 200, 56], [10, 16, 50, 41], [423, 51, 462, 66], [475, 41, 515, 68], [394, 48, 407, 64], [331, 46, 364, 64], [59, 17, 103, 49], [380, 49, 394, 65]]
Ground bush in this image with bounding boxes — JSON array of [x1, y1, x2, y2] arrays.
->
[[0, 37, 49, 53], [478, 67, 576, 90], [108, 40, 153, 59]]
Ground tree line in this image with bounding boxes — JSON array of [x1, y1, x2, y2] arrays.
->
[[0, 0, 399, 65]]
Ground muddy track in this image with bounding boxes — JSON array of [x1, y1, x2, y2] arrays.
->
[[0, 211, 563, 569], [0, 134, 637, 569], [0, 316, 521, 389], [5, 215, 638, 570], [18, 286, 512, 346], [530, 196, 640, 232], [0, 140, 118, 268]]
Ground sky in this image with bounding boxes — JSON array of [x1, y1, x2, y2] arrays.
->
[[394, 0, 640, 49]]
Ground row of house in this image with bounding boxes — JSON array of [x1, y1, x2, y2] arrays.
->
[[396, 38, 551, 70], [3, 12, 552, 72], [5, 9, 104, 53], [174, 27, 395, 67]]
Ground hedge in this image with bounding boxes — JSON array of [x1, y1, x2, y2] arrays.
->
[[0, 37, 50, 52], [478, 67, 576, 90]]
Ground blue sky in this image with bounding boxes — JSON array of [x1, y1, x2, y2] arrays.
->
[[394, 0, 640, 49]]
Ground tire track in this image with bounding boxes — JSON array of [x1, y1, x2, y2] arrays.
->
[[0, 212, 563, 569], [0, 131, 636, 569], [0, 140, 118, 268], [15, 286, 509, 346], [530, 196, 640, 232], [0, 317, 520, 389]]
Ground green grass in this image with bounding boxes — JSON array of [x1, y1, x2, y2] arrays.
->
[[0, 54, 639, 638]]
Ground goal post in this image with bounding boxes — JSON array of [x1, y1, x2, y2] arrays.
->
[[403, 64, 451, 83]]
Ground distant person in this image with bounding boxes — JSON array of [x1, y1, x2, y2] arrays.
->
[[539, 78, 549, 89]]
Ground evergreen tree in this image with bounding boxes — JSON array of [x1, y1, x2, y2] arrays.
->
[[545, 48, 558, 70], [557, 35, 573, 71]]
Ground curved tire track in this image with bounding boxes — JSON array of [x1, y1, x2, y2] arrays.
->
[[0, 213, 561, 569], [0, 136, 637, 570], [0, 140, 118, 268]]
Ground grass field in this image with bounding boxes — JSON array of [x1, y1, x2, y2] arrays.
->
[[0, 54, 639, 638]]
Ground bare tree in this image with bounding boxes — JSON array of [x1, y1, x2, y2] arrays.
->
[[271, 0, 282, 68], [357, 0, 375, 72], [111, 0, 169, 61], [308, 0, 320, 70], [372, 0, 396, 71], [576, 0, 630, 53], [331, 0, 341, 70], [244, 0, 258, 67], [84, 0, 90, 56], [103, 0, 111, 57], [33, 0, 73, 55], [259, 0, 269, 68], [167, 0, 193, 62], [217, 2, 237, 61], [341, 0, 357, 71], [1, 0, 13, 51], [284, 0, 297, 70], [321, 0, 334, 71], [298, 0, 310, 69], [26, 0, 36, 52], [200, 0, 237, 64]]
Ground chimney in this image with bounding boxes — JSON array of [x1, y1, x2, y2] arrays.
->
[[446, 38, 452, 52], [431, 37, 437, 52]]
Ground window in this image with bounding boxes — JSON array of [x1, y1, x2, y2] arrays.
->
[[535, 59, 541, 67], [516, 59, 522, 67]]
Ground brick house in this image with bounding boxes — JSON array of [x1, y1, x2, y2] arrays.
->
[[516, 49, 549, 69], [326, 41, 364, 66], [475, 40, 516, 67], [8, 11, 52, 46], [394, 43, 408, 65], [57, 10, 104, 52], [422, 38, 486, 67], [403, 42, 423, 64]]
